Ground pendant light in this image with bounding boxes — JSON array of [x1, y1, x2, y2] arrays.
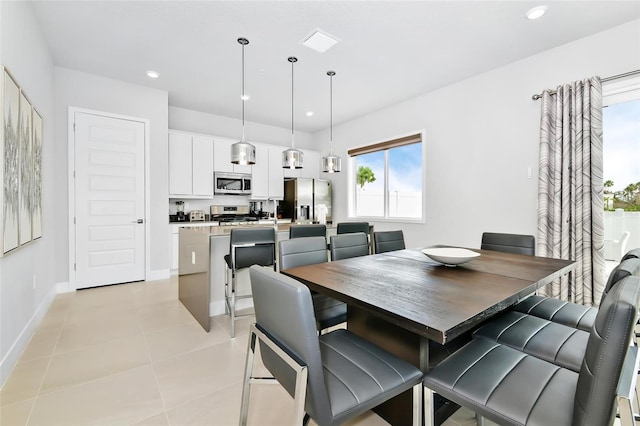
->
[[282, 56, 303, 169], [231, 37, 256, 165], [322, 70, 341, 173]]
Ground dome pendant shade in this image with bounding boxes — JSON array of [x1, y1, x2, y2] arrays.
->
[[283, 147, 304, 169], [322, 70, 341, 173], [283, 56, 303, 169], [231, 37, 256, 165], [322, 154, 341, 173]]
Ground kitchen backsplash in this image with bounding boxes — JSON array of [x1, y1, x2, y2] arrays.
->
[[168, 196, 276, 215]]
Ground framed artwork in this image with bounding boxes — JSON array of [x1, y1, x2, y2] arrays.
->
[[32, 108, 42, 239], [18, 90, 32, 246], [2, 68, 20, 254]]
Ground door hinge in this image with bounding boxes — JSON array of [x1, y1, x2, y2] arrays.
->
[[74, 263, 76, 271], [73, 122, 76, 132], [74, 217, 76, 224]]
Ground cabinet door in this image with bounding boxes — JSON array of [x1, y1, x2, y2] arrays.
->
[[268, 146, 285, 199], [169, 132, 193, 195], [300, 149, 320, 179], [251, 144, 269, 200], [192, 136, 214, 196], [171, 232, 179, 270], [213, 137, 235, 173]]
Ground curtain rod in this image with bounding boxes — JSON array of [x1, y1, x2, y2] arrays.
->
[[531, 69, 640, 100]]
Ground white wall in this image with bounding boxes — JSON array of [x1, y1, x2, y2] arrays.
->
[[54, 68, 169, 281], [315, 20, 640, 251], [169, 106, 314, 149], [0, 1, 57, 386]]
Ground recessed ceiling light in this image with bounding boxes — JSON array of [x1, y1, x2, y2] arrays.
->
[[300, 29, 340, 53], [306, 111, 314, 117], [526, 5, 548, 20], [146, 70, 160, 78]]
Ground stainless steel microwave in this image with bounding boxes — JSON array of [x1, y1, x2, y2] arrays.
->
[[214, 172, 252, 195]]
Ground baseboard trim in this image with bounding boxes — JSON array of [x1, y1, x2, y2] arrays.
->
[[57, 281, 74, 293], [147, 269, 170, 281], [0, 285, 57, 389]]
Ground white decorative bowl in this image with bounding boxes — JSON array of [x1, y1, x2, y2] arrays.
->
[[421, 247, 480, 266]]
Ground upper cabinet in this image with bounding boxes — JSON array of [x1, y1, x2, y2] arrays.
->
[[251, 144, 284, 200], [213, 137, 252, 174], [169, 131, 214, 198]]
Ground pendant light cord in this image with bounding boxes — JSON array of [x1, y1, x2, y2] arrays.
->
[[327, 70, 336, 156], [291, 58, 295, 148]]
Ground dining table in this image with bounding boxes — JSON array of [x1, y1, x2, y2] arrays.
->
[[281, 246, 576, 426]]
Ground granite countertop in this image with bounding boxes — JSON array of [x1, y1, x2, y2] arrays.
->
[[179, 222, 335, 237]]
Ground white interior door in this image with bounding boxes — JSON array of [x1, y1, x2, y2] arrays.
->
[[74, 112, 145, 289]]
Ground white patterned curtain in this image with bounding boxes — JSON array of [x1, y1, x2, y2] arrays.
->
[[537, 77, 606, 306]]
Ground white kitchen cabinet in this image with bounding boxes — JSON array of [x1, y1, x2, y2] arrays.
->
[[171, 227, 179, 270], [213, 137, 252, 174], [251, 144, 269, 199], [268, 146, 284, 199], [169, 132, 192, 195], [251, 144, 284, 200], [169, 131, 214, 198]]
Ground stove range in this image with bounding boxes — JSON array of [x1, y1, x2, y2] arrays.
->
[[214, 215, 259, 226]]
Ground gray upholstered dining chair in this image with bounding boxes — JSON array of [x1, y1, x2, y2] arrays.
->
[[424, 275, 640, 426], [279, 236, 346, 331], [224, 227, 276, 338], [241, 266, 423, 426], [336, 221, 369, 235], [329, 232, 369, 261], [512, 257, 640, 332], [623, 248, 640, 261], [373, 230, 405, 253], [480, 232, 535, 256], [289, 224, 327, 239]]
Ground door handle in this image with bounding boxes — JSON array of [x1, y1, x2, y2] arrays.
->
[[132, 219, 144, 224]]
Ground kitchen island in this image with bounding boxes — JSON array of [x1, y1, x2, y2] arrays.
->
[[178, 223, 336, 331]]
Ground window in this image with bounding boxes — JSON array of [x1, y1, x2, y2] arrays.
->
[[602, 75, 640, 263], [349, 132, 423, 220]]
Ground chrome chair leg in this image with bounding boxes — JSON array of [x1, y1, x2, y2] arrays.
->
[[424, 387, 435, 426], [412, 383, 423, 426], [239, 329, 257, 426], [476, 413, 485, 426]]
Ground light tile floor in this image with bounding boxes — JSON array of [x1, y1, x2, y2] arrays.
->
[[0, 276, 497, 425]]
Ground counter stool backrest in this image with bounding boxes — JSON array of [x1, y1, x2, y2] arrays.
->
[[330, 232, 369, 261], [229, 228, 276, 270], [289, 224, 327, 239], [481, 232, 535, 256], [373, 230, 405, 254]]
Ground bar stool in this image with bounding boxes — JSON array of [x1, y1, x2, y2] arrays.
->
[[224, 227, 276, 337]]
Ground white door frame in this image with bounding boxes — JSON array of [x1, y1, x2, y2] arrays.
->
[[68, 107, 151, 290]]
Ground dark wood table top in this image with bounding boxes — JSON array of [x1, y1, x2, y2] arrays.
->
[[281, 247, 575, 344]]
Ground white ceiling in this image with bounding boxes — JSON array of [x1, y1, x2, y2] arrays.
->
[[30, 1, 640, 133]]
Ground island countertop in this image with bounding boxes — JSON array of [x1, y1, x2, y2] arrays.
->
[[181, 222, 335, 237]]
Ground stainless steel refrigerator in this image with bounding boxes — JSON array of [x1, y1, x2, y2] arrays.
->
[[283, 178, 332, 224]]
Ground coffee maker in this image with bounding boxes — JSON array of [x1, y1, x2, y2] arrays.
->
[[175, 201, 186, 222], [249, 201, 263, 218]]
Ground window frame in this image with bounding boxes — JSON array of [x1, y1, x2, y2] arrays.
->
[[348, 130, 426, 223]]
